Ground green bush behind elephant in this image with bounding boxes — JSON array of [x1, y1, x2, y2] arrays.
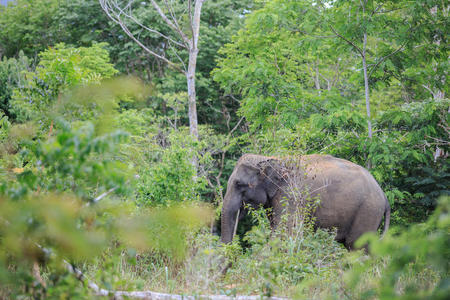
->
[[221, 154, 390, 249]]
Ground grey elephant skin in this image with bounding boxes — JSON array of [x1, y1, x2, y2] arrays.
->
[[220, 154, 390, 249]]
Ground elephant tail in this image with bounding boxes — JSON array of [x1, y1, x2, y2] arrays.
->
[[381, 198, 391, 238]]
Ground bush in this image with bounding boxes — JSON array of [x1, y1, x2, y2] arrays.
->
[[10, 43, 118, 123], [136, 129, 207, 206], [221, 207, 348, 297], [0, 51, 31, 119], [345, 196, 449, 299]]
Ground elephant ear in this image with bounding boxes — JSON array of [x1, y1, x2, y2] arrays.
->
[[257, 159, 287, 198]]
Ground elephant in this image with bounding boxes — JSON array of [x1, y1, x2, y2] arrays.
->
[[220, 154, 390, 250]]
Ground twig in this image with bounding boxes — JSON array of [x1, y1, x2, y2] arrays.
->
[[329, 25, 364, 57], [99, 0, 185, 72], [149, 0, 191, 45], [91, 186, 118, 204], [229, 116, 245, 136], [367, 43, 406, 79], [64, 260, 109, 296]]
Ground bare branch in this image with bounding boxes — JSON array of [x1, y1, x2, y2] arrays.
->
[[229, 116, 245, 136], [99, 1, 184, 73], [374, 7, 406, 15], [188, 0, 195, 46], [168, 41, 187, 70], [120, 22, 184, 72], [64, 246, 289, 299], [64, 260, 109, 295], [125, 12, 186, 48], [163, 0, 185, 40], [99, 0, 186, 48], [371, 3, 384, 16], [331, 59, 341, 88], [224, 93, 242, 104], [318, 72, 331, 90], [150, 0, 191, 45], [92, 186, 118, 204], [367, 43, 406, 79], [330, 25, 364, 57]]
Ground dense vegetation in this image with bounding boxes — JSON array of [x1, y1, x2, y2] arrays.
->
[[0, 0, 448, 299]]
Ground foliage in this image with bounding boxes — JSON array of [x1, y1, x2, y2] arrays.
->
[[0, 0, 62, 57], [345, 196, 450, 299], [0, 0, 258, 133], [0, 77, 212, 298], [214, 0, 449, 223], [0, 51, 32, 119], [136, 129, 207, 207], [10, 43, 118, 123], [369, 99, 449, 208], [135, 124, 230, 207], [225, 208, 348, 297], [0, 0, 448, 298]]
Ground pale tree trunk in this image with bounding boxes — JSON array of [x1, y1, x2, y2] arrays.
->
[[329, 24, 375, 140], [186, 0, 204, 139], [362, 32, 373, 139], [314, 60, 321, 95], [99, 0, 205, 141], [186, 0, 204, 170], [187, 61, 199, 139], [100, 0, 206, 172]]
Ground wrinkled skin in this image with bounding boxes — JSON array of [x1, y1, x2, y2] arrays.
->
[[221, 154, 390, 250]]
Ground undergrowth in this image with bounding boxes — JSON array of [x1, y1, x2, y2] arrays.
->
[[81, 196, 447, 299]]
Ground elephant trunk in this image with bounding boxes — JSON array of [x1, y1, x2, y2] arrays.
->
[[221, 189, 242, 244]]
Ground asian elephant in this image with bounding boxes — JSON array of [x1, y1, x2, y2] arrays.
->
[[220, 154, 390, 250]]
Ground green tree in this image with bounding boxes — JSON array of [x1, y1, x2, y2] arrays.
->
[[213, 0, 449, 221], [213, 0, 352, 132], [321, 0, 414, 139], [0, 0, 256, 137], [100, 0, 210, 140], [0, 0, 62, 58], [391, 1, 448, 101], [10, 43, 118, 124], [0, 51, 32, 119]]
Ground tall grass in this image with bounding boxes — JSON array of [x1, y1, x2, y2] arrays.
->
[[82, 198, 446, 299]]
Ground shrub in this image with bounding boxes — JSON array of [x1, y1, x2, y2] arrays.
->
[[345, 195, 449, 299], [222, 207, 348, 297], [10, 43, 118, 123], [0, 51, 32, 119], [136, 129, 207, 206]]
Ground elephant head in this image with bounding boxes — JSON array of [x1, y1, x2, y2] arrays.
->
[[220, 155, 286, 243]]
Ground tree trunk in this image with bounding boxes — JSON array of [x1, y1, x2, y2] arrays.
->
[[99, 0, 205, 141], [362, 32, 372, 139], [314, 61, 321, 95], [186, 0, 204, 140], [187, 60, 199, 139]]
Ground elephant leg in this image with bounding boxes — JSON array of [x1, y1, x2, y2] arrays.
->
[[334, 227, 348, 245], [344, 203, 384, 250]]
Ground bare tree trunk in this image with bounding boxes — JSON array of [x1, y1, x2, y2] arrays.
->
[[187, 64, 199, 138], [362, 32, 372, 139], [186, 0, 204, 140], [314, 60, 321, 95], [99, 0, 205, 142]]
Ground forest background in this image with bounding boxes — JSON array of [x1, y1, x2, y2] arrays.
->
[[0, 0, 448, 299]]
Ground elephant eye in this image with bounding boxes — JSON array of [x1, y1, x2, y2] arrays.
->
[[235, 181, 247, 188]]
